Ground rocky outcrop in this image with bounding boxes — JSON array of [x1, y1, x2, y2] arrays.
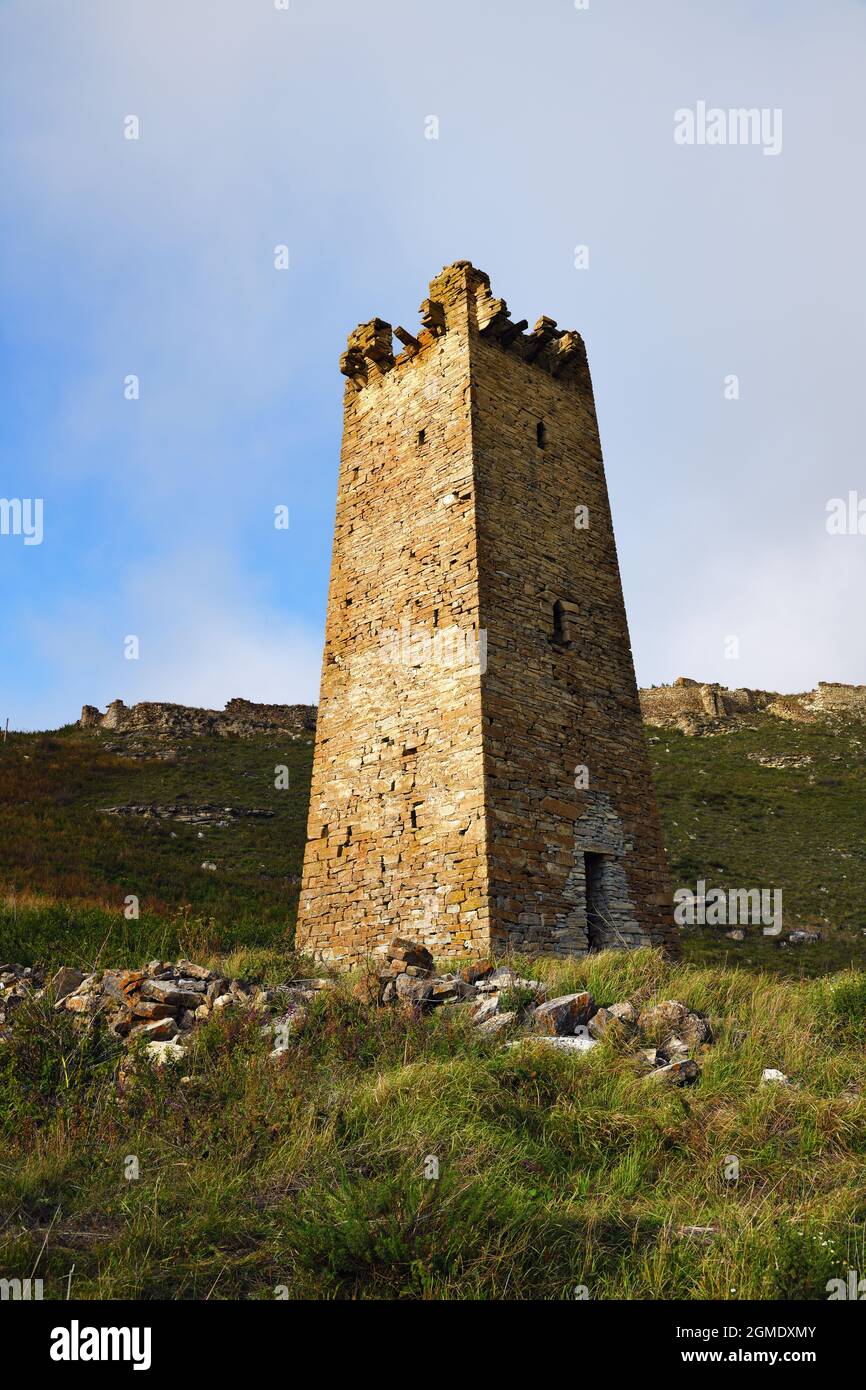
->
[[76, 678, 866, 747], [639, 678, 866, 735], [79, 698, 316, 740], [76, 676, 866, 752]]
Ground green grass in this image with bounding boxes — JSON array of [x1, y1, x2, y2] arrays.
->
[[1, 708, 865, 1299], [647, 714, 866, 974], [1, 948, 864, 1300], [0, 725, 313, 965], [3, 708, 865, 975]]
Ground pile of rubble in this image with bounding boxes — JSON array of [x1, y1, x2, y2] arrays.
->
[[0, 958, 331, 1067], [0, 963, 45, 1030], [99, 803, 274, 825], [3, 939, 714, 1084], [359, 939, 711, 1084]]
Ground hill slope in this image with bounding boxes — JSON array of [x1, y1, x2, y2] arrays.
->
[[2, 698, 866, 1302], [649, 710, 866, 974], [2, 944, 865, 1300], [0, 719, 314, 967], [1, 692, 865, 974]]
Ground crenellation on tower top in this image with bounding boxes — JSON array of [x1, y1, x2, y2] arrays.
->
[[340, 262, 590, 394], [417, 298, 446, 337], [393, 325, 421, 354]]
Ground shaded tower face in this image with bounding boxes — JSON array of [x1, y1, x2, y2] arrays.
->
[[296, 262, 675, 967]]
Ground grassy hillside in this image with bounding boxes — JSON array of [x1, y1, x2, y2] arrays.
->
[[1, 709, 864, 975], [0, 724, 313, 967], [2, 711, 866, 1301], [647, 713, 866, 975], [2, 945, 864, 1300]]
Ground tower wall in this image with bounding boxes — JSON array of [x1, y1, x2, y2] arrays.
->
[[470, 279, 673, 954], [296, 262, 675, 966], [297, 267, 492, 965]]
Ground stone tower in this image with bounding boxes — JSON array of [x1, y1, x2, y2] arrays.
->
[[296, 262, 674, 967]]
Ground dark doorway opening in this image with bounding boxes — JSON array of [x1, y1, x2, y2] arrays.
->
[[585, 851, 608, 950]]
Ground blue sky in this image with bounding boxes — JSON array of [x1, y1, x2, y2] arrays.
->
[[2, 0, 865, 730]]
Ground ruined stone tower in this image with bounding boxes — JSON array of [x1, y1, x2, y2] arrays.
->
[[296, 262, 674, 966]]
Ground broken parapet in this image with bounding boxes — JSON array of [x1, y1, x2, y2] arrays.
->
[[339, 260, 590, 393]]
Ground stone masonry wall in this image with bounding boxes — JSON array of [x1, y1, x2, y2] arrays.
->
[[469, 273, 673, 954], [296, 262, 676, 966], [296, 267, 491, 966]]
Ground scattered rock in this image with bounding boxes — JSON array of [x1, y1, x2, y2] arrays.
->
[[510, 1034, 598, 1054], [660, 1036, 692, 1062], [145, 1040, 185, 1066], [26, 957, 330, 1062], [2, 936, 722, 1099], [140, 979, 205, 1011], [533, 991, 596, 1036], [638, 1000, 711, 1048], [395, 974, 434, 1006], [131, 999, 177, 1021], [49, 966, 84, 1002], [646, 1058, 701, 1086], [130, 1017, 179, 1043], [472, 995, 500, 1025], [352, 972, 382, 1005], [588, 1007, 615, 1040], [460, 960, 493, 985], [388, 938, 434, 974], [587, 1002, 637, 1042], [761, 1067, 794, 1086], [476, 1011, 516, 1037], [677, 1225, 719, 1242], [100, 802, 275, 825], [174, 960, 212, 980], [608, 1001, 638, 1028], [0, 964, 45, 1032], [476, 969, 545, 996]]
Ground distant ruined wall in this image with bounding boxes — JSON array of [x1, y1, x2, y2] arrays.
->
[[639, 678, 866, 731], [807, 681, 866, 717], [79, 699, 317, 738], [639, 679, 762, 726]]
